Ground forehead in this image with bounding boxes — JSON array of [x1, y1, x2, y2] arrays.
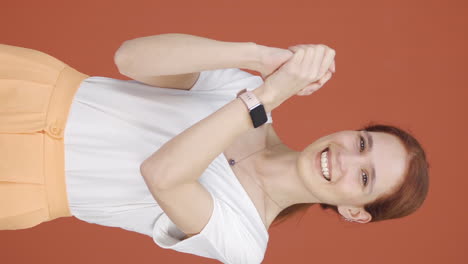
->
[[370, 132, 408, 197]]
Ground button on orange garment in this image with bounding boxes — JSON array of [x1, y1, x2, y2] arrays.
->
[[46, 119, 65, 139]]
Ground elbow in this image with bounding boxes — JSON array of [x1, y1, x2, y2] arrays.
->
[[114, 41, 134, 74], [139, 161, 150, 179], [140, 161, 160, 189], [140, 161, 173, 191]]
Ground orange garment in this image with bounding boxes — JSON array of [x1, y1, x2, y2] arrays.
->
[[0, 43, 89, 230]]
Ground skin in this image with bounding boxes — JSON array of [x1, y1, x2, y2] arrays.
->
[[249, 45, 407, 226], [251, 127, 410, 224]]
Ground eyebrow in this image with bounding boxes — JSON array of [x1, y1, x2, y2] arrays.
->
[[364, 130, 376, 193]]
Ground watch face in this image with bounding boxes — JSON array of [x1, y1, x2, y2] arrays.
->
[[250, 105, 268, 128]]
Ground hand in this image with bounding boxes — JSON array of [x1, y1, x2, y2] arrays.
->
[[260, 44, 336, 109], [288, 44, 336, 96], [256, 44, 294, 79]]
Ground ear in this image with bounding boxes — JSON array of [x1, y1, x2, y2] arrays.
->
[[337, 205, 372, 224]]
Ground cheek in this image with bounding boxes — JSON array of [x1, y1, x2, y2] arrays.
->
[[334, 178, 363, 201]]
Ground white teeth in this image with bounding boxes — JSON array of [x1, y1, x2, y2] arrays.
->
[[320, 150, 330, 180]]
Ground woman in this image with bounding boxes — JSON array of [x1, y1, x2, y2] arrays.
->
[[0, 34, 429, 264]]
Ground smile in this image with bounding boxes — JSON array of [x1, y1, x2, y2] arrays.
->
[[316, 146, 332, 181]]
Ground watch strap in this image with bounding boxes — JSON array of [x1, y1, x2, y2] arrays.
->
[[237, 89, 268, 128]]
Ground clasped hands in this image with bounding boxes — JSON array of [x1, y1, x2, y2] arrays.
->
[[254, 43, 336, 109]]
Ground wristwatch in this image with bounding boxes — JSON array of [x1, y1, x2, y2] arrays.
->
[[236, 89, 268, 128]]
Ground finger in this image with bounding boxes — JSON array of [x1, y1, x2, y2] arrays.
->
[[317, 71, 333, 86], [282, 47, 304, 69], [302, 83, 322, 95], [317, 49, 336, 79], [288, 48, 305, 67], [288, 46, 300, 53], [302, 48, 315, 73], [298, 71, 332, 96], [288, 44, 310, 53], [296, 85, 318, 96], [309, 45, 326, 82], [326, 60, 335, 75]]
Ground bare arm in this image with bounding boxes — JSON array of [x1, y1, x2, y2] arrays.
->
[[114, 33, 262, 76], [135, 33, 276, 240], [141, 86, 274, 188], [140, 87, 274, 238]]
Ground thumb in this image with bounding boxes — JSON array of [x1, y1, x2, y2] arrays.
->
[[278, 48, 294, 60], [288, 45, 300, 53], [288, 44, 310, 53], [296, 83, 322, 96]]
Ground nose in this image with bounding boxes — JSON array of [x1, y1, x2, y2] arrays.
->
[[338, 149, 368, 179]]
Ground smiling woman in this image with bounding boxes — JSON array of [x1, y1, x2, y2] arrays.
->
[[269, 123, 429, 226], [1, 33, 430, 264]]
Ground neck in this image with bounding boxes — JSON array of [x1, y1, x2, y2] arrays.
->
[[253, 126, 322, 222]]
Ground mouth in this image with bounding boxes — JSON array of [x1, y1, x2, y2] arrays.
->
[[316, 146, 332, 181]]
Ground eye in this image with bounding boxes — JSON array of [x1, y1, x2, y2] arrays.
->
[[359, 135, 366, 152], [358, 134, 368, 187], [361, 170, 369, 187]]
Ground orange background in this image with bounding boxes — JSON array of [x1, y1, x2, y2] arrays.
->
[[1, 0, 466, 263]]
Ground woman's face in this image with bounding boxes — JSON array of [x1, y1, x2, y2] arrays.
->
[[297, 130, 409, 221]]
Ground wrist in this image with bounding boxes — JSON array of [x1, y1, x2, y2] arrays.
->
[[238, 42, 263, 72], [252, 86, 276, 113]]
